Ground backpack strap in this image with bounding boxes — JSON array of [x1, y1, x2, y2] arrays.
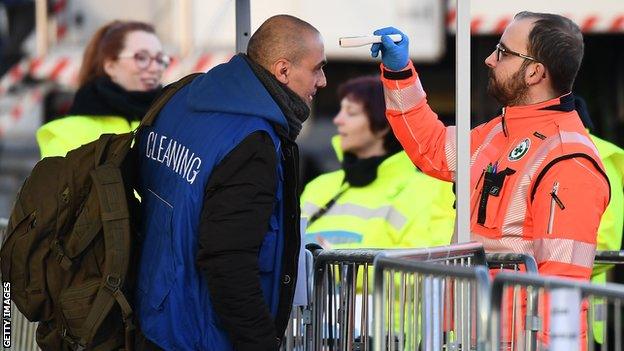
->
[[137, 72, 202, 131], [79, 164, 134, 349]]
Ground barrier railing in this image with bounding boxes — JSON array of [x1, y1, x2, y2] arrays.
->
[[486, 253, 538, 274], [490, 271, 624, 351], [281, 249, 315, 351], [594, 250, 624, 264], [589, 250, 624, 351], [0, 218, 39, 351], [486, 253, 539, 351], [310, 242, 486, 351], [373, 257, 491, 351]]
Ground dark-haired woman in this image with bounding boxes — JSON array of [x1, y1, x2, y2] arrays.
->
[[301, 76, 455, 249], [37, 20, 169, 157]]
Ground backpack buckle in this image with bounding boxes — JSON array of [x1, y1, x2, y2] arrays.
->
[[61, 327, 86, 351], [104, 275, 121, 292], [51, 240, 73, 270]]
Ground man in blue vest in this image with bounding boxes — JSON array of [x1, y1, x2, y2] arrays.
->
[[134, 15, 327, 350]]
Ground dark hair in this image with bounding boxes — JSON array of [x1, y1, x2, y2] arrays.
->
[[247, 14, 319, 69], [337, 76, 402, 154], [78, 20, 156, 86], [514, 11, 584, 95]]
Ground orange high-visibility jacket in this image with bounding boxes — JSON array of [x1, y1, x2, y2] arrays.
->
[[381, 62, 610, 282]]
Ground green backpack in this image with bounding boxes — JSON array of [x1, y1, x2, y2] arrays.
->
[[0, 73, 199, 350]]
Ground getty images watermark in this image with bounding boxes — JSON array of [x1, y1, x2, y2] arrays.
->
[[2, 282, 10, 348]]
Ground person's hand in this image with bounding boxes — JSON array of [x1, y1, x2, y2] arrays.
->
[[371, 27, 410, 71]]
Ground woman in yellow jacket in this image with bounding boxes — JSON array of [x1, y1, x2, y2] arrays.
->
[[37, 20, 169, 157], [575, 96, 624, 345], [301, 76, 455, 249]]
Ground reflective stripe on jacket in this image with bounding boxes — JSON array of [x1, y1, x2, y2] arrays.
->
[[36, 115, 139, 158], [300, 136, 455, 249]]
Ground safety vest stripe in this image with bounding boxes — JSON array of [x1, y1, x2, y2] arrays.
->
[[473, 233, 595, 268], [383, 78, 426, 113], [445, 126, 457, 179], [470, 123, 504, 167], [561, 131, 600, 157], [502, 132, 599, 235], [502, 174, 533, 237], [471, 233, 533, 253], [301, 201, 407, 231], [301, 202, 321, 217], [533, 238, 596, 268]]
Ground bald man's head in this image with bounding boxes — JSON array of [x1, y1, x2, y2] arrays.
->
[[247, 15, 320, 69], [247, 15, 327, 106]]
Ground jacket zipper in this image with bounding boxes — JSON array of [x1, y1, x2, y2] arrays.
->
[[547, 181, 565, 234]]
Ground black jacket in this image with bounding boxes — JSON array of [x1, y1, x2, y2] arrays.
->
[[194, 55, 306, 350], [195, 130, 300, 351]]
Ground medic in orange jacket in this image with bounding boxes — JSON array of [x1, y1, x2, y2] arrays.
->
[[373, 18, 610, 348], [382, 63, 609, 281], [375, 31, 609, 284]]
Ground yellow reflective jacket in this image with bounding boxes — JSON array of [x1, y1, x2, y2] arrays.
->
[[36, 115, 139, 158], [590, 134, 624, 344], [301, 136, 456, 249], [591, 135, 624, 262]]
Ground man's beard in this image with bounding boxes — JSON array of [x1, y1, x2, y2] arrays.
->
[[487, 63, 530, 106]]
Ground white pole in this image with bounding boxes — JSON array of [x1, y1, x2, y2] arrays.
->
[[235, 0, 251, 54], [35, 0, 48, 57], [455, 0, 471, 243]]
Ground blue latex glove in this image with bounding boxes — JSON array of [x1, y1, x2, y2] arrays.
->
[[371, 27, 410, 71]]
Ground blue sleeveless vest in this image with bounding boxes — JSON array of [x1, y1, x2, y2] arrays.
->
[[135, 56, 287, 350]]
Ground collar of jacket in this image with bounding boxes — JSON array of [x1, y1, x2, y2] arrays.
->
[[331, 135, 416, 187], [68, 76, 161, 123], [502, 93, 578, 136], [242, 54, 310, 141]]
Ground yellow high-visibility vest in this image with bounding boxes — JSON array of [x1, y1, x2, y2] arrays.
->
[[590, 134, 624, 344], [301, 136, 456, 249], [36, 115, 139, 158]]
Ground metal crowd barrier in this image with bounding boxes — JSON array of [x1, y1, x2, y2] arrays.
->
[[5, 303, 39, 351], [486, 253, 538, 274], [373, 257, 491, 351], [310, 242, 487, 351], [486, 253, 540, 351], [281, 249, 315, 351], [589, 250, 624, 351], [490, 271, 624, 351], [594, 250, 624, 264], [0, 218, 39, 351]]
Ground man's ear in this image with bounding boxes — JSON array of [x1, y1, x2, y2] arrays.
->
[[526, 62, 547, 85], [271, 58, 291, 84]]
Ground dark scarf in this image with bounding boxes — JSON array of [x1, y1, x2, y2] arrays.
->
[[342, 152, 395, 187], [68, 76, 161, 123], [242, 54, 310, 141]]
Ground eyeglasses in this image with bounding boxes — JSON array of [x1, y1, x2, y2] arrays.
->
[[495, 43, 539, 63], [118, 50, 171, 69]]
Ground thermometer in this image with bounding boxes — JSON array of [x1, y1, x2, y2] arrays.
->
[[339, 34, 403, 48]]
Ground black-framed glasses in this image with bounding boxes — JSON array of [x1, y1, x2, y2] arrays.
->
[[118, 50, 171, 70], [495, 43, 539, 63]]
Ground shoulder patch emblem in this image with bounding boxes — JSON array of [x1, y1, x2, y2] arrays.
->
[[508, 138, 531, 161]]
